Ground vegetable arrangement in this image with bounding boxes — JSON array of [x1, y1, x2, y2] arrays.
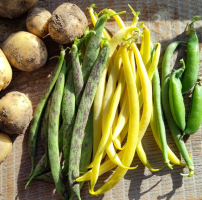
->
[[0, 1, 202, 200]]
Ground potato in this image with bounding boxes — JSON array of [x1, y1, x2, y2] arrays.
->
[[0, 133, 12, 163], [0, 49, 12, 91], [49, 3, 88, 44], [0, 91, 33, 135], [26, 7, 52, 38], [2, 31, 48, 72], [0, 0, 39, 19]]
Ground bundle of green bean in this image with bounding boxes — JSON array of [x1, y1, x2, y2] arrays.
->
[[25, 9, 126, 199]]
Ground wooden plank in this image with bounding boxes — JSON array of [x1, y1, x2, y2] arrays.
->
[[0, 0, 202, 199]]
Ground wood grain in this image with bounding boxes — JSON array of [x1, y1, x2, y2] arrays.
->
[[1, 0, 202, 200]]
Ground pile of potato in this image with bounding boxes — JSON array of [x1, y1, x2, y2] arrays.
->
[[0, 1, 88, 164]]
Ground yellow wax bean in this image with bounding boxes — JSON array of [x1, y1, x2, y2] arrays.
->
[[76, 150, 125, 182], [90, 46, 139, 195], [89, 6, 111, 39], [112, 87, 129, 149], [142, 25, 151, 71], [132, 43, 152, 144], [136, 142, 162, 172], [138, 42, 161, 108]]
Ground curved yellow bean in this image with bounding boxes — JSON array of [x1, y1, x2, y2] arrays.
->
[[105, 69, 136, 169], [140, 36, 144, 58], [142, 25, 151, 71], [137, 142, 162, 172], [114, 117, 129, 150], [112, 87, 129, 148], [76, 150, 125, 182], [138, 42, 161, 108], [90, 45, 139, 195], [88, 6, 111, 39], [132, 43, 152, 144]]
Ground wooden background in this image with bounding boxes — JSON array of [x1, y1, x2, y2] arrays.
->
[[0, 0, 202, 199]]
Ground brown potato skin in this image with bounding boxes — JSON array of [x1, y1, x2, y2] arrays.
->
[[2, 31, 48, 72], [48, 3, 88, 44], [26, 7, 52, 38], [0, 92, 33, 135], [0, 0, 39, 18]]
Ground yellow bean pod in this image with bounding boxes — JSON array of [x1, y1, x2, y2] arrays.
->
[[137, 142, 162, 172], [90, 45, 139, 195], [142, 25, 151, 71], [132, 43, 152, 144]]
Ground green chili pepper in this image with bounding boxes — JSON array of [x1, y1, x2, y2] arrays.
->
[[184, 79, 202, 135], [161, 41, 194, 177], [169, 59, 186, 131]]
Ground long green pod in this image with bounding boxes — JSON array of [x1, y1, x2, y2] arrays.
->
[[25, 87, 54, 188], [70, 107, 94, 200], [48, 60, 69, 200], [69, 41, 110, 200], [25, 154, 50, 189], [181, 21, 199, 94], [169, 59, 186, 131], [81, 13, 110, 86], [71, 44, 83, 108], [35, 109, 93, 187], [61, 67, 76, 176], [184, 81, 202, 135], [161, 41, 194, 177], [152, 68, 173, 169], [28, 46, 66, 175]]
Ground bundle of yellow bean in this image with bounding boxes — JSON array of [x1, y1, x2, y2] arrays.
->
[[76, 4, 185, 195]]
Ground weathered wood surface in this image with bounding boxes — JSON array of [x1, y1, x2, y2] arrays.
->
[[0, 0, 202, 199]]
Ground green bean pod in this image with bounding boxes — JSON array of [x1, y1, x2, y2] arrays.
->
[[181, 22, 199, 94], [184, 81, 202, 135], [152, 68, 173, 169], [35, 109, 93, 189], [48, 60, 69, 200], [28, 46, 67, 175], [169, 59, 186, 131], [71, 44, 84, 108], [68, 41, 110, 199], [161, 41, 194, 177], [61, 68, 76, 177], [78, 12, 111, 101]]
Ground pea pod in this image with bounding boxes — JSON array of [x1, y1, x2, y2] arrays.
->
[[161, 41, 194, 177], [181, 21, 199, 94], [169, 59, 186, 131], [184, 80, 202, 135]]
